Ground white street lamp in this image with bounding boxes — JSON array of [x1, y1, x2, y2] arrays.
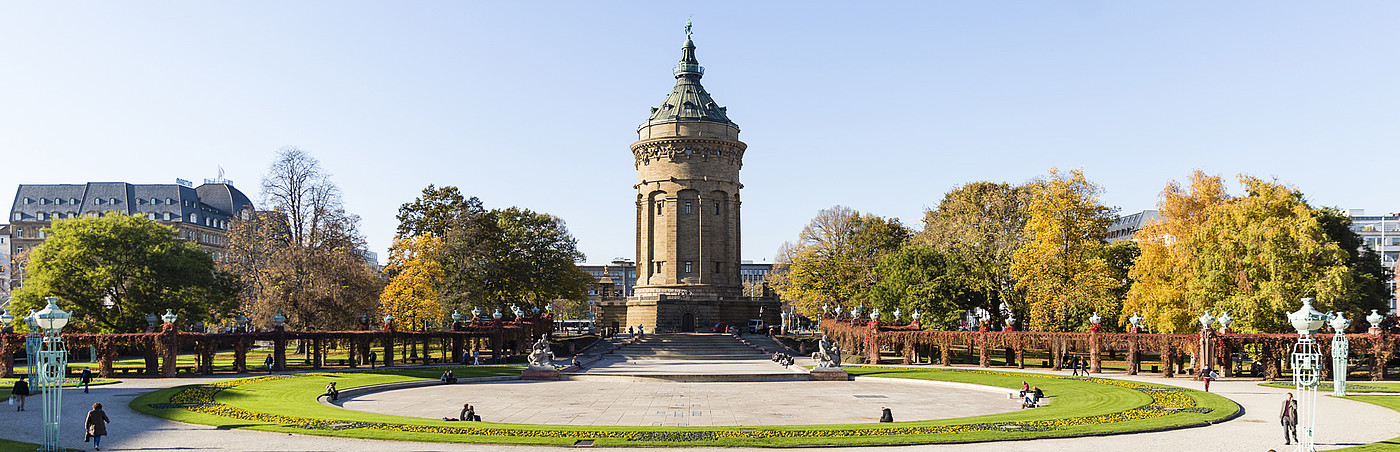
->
[[892, 308, 902, 323], [1330, 313, 1350, 397], [1288, 298, 1327, 452], [911, 310, 921, 322], [492, 307, 503, 320], [34, 297, 70, 452], [1129, 312, 1143, 332], [273, 311, 287, 328], [1217, 311, 1233, 332], [451, 310, 462, 324], [1198, 311, 1215, 331]]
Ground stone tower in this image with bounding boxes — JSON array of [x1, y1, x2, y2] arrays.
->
[[596, 22, 777, 334], [632, 22, 744, 300]]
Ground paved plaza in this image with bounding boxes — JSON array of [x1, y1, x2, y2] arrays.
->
[[338, 376, 1017, 426]]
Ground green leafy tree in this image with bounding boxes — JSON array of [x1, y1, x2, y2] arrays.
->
[[1012, 168, 1119, 332], [10, 214, 240, 333], [437, 207, 592, 313], [915, 181, 1033, 323], [396, 185, 485, 238], [868, 246, 974, 330], [772, 206, 911, 316]]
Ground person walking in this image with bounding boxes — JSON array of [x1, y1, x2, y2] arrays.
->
[[368, 350, 377, 369], [1069, 356, 1080, 376], [879, 407, 893, 423], [1201, 367, 1214, 392], [1281, 393, 1299, 445], [264, 354, 274, 374], [84, 402, 111, 450], [11, 378, 29, 411], [80, 367, 93, 393]]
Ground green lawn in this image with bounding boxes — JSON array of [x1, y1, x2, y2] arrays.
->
[[132, 365, 1237, 447], [1329, 395, 1400, 451]]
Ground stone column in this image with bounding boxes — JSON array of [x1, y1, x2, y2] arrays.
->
[[274, 327, 287, 371], [1089, 332, 1102, 374], [1126, 337, 1139, 375], [233, 337, 248, 373], [0, 334, 13, 378], [383, 330, 396, 368], [161, 325, 179, 378]]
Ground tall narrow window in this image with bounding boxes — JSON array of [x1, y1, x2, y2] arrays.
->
[[714, 204, 719, 215], [715, 262, 722, 273], [656, 202, 663, 215], [684, 261, 692, 273], [684, 202, 692, 214]]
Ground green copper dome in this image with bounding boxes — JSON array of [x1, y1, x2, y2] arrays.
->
[[643, 22, 736, 127]]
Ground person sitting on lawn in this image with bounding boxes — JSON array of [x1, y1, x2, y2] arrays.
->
[[323, 382, 339, 401]]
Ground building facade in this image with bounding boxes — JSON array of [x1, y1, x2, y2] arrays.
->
[[598, 23, 779, 333], [1106, 210, 1159, 243], [8, 181, 254, 287], [1347, 210, 1399, 313]]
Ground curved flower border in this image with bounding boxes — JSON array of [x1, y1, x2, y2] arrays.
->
[[147, 368, 1218, 443]]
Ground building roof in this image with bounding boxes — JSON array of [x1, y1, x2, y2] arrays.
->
[[642, 22, 736, 127], [10, 182, 254, 223]]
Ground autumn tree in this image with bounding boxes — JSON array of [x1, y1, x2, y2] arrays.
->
[[771, 206, 911, 316], [1121, 170, 1229, 333], [379, 235, 446, 327], [1124, 172, 1389, 333], [1011, 168, 1119, 332], [9, 214, 240, 333], [915, 181, 1033, 324], [225, 147, 382, 330]]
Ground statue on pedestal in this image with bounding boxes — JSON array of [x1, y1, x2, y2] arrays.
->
[[813, 334, 842, 368], [527, 335, 556, 368]]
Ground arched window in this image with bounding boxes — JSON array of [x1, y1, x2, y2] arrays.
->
[[684, 202, 692, 214], [163, 212, 172, 221], [190, 213, 198, 223]]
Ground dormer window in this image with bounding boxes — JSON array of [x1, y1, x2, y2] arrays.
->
[[151, 198, 158, 205], [164, 212, 172, 221], [111, 198, 119, 205], [70, 198, 78, 205], [39, 198, 48, 205], [166, 198, 175, 205], [94, 198, 103, 205], [22, 198, 31, 205]]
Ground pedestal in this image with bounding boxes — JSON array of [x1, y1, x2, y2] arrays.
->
[[809, 367, 849, 381], [521, 366, 561, 380]]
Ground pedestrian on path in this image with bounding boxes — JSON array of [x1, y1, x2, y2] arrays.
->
[[879, 407, 893, 423], [1069, 356, 1080, 376], [1281, 393, 1299, 445], [80, 367, 93, 393], [264, 355, 274, 374], [11, 378, 29, 411], [84, 402, 111, 450], [369, 350, 378, 368]]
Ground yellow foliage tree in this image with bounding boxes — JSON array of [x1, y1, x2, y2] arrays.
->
[[1120, 170, 1228, 333], [379, 235, 446, 328], [1011, 168, 1119, 332]]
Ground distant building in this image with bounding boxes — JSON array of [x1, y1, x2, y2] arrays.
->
[[1107, 210, 1159, 243], [8, 181, 255, 287], [581, 259, 639, 302], [1347, 210, 1399, 313]]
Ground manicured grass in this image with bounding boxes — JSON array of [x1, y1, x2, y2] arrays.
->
[[1260, 380, 1400, 393], [132, 365, 1237, 447], [1328, 395, 1400, 451], [0, 437, 82, 452]]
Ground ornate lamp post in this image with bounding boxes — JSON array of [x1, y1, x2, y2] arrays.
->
[[1089, 312, 1102, 332], [145, 312, 159, 332], [451, 310, 463, 328], [1198, 311, 1216, 374], [471, 306, 482, 321], [1218, 311, 1234, 334], [822, 304, 830, 319], [833, 305, 844, 320], [34, 297, 71, 452], [1330, 313, 1350, 397], [162, 309, 178, 326], [235, 313, 249, 333], [492, 307, 503, 321], [851, 305, 864, 322], [1004, 314, 1016, 331], [1288, 298, 1328, 452], [869, 309, 880, 324], [24, 310, 39, 388], [1129, 312, 1143, 333], [892, 308, 902, 324]]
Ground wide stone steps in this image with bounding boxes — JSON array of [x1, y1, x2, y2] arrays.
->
[[614, 333, 768, 359]]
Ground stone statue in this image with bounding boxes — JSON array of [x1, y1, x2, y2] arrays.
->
[[812, 334, 841, 368], [527, 335, 556, 368]]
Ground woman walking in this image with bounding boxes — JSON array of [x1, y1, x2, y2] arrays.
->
[[11, 378, 29, 411], [85, 402, 111, 450]]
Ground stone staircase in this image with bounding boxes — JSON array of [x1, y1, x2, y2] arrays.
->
[[615, 333, 768, 360]]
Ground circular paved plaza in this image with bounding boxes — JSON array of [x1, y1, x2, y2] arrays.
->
[[338, 377, 1018, 426]]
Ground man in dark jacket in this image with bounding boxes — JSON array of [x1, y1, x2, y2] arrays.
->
[[879, 407, 893, 423], [11, 378, 29, 411], [1281, 393, 1298, 445], [80, 368, 93, 393]]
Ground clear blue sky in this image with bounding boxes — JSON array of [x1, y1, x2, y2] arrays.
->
[[4, 2, 1398, 264]]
